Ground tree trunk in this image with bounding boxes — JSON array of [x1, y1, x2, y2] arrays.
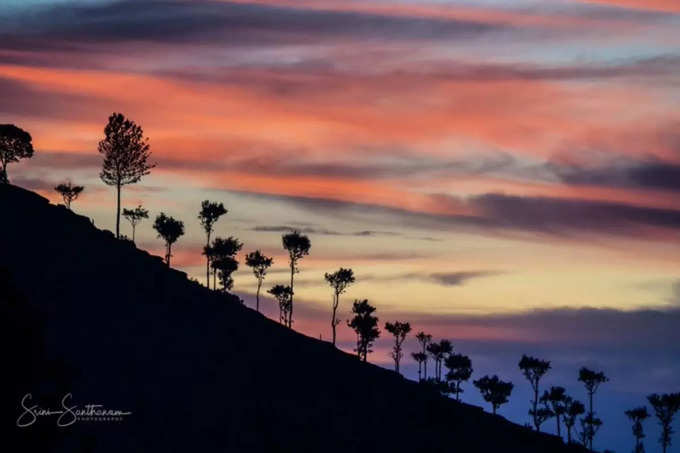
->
[[166, 243, 171, 266], [205, 232, 211, 287], [588, 392, 594, 450], [115, 183, 121, 238], [556, 415, 561, 438], [0, 161, 7, 183], [289, 261, 295, 328], [256, 280, 261, 312], [331, 293, 338, 346], [533, 383, 539, 430], [566, 426, 571, 444], [492, 405, 497, 415], [132, 225, 136, 243]]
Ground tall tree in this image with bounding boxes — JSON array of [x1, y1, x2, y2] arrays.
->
[[427, 339, 452, 382], [207, 236, 242, 291], [152, 213, 184, 266], [648, 393, 680, 453], [0, 124, 33, 184], [282, 231, 310, 328], [245, 250, 273, 312], [54, 181, 84, 210], [346, 299, 379, 362], [578, 367, 609, 450], [519, 355, 552, 431], [98, 113, 155, 238], [444, 353, 473, 401], [562, 397, 585, 444], [625, 406, 650, 453], [415, 331, 432, 380], [411, 352, 427, 382], [541, 386, 568, 439], [268, 285, 293, 326], [324, 268, 355, 346], [473, 375, 513, 415], [122, 205, 149, 242], [384, 321, 411, 374], [198, 201, 227, 287]]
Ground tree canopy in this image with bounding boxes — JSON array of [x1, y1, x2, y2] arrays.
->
[[0, 124, 34, 184]]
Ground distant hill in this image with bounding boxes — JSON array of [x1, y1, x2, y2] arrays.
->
[[1, 184, 588, 452]]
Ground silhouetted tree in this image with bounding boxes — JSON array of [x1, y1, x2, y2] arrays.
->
[[207, 236, 243, 292], [153, 213, 184, 266], [268, 285, 293, 326], [415, 331, 432, 380], [625, 406, 650, 453], [444, 353, 473, 401], [579, 414, 602, 449], [562, 397, 585, 444], [0, 124, 33, 184], [519, 355, 552, 431], [411, 352, 427, 382], [648, 393, 680, 453], [385, 321, 411, 374], [282, 231, 310, 328], [98, 113, 155, 238], [122, 205, 148, 242], [578, 367, 608, 450], [324, 267, 355, 346], [533, 393, 555, 433], [473, 375, 513, 415], [54, 181, 84, 210], [198, 201, 227, 287], [347, 299, 379, 362], [245, 250, 273, 312], [541, 386, 568, 439], [428, 339, 452, 382]]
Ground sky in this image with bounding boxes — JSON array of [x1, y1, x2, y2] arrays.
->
[[2, 0, 680, 451]]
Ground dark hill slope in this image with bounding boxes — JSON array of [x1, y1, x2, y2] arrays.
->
[[1, 184, 586, 453]]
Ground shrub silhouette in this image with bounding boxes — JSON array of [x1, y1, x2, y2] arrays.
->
[[282, 231, 310, 328], [54, 181, 84, 210], [578, 367, 608, 450], [152, 213, 184, 266], [324, 268, 355, 346], [562, 397, 585, 444], [98, 113, 155, 238], [0, 124, 33, 184], [541, 386, 568, 439], [473, 375, 513, 415], [268, 285, 293, 326], [207, 237, 243, 292], [347, 299, 379, 362], [384, 321, 411, 374], [245, 250, 273, 312], [648, 393, 680, 453], [198, 200, 228, 287], [122, 205, 149, 243], [444, 353, 473, 401], [518, 355, 551, 431], [625, 406, 649, 453], [427, 339, 452, 382], [415, 331, 432, 381]]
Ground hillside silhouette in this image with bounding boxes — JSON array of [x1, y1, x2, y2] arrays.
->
[[1, 184, 589, 452]]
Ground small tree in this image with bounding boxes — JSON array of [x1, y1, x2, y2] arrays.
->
[[245, 250, 273, 312], [99, 113, 155, 238], [324, 268, 355, 346], [625, 406, 649, 453], [198, 201, 228, 287], [122, 205, 149, 242], [427, 339, 452, 382], [562, 397, 585, 444], [579, 414, 602, 448], [578, 367, 609, 450], [473, 375, 513, 415], [282, 231, 311, 328], [153, 213, 184, 266], [444, 353, 473, 401], [0, 124, 34, 184], [384, 321, 411, 374], [54, 181, 84, 210], [207, 236, 243, 291], [268, 285, 293, 326], [415, 331, 432, 380], [648, 393, 680, 453], [347, 299, 379, 362], [541, 386, 568, 439], [412, 352, 427, 382], [518, 355, 552, 431]]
